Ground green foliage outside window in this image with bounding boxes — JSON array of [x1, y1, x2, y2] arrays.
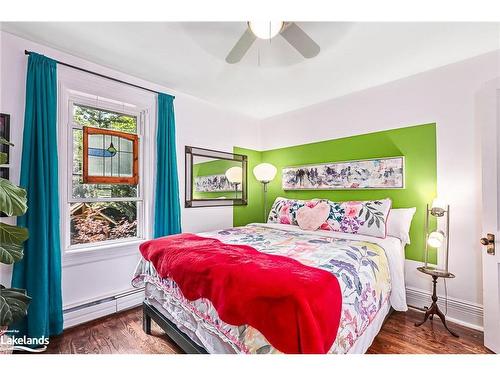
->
[[70, 105, 140, 245]]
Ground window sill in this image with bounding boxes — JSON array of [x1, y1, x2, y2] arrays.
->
[[66, 237, 145, 253], [63, 237, 147, 267]]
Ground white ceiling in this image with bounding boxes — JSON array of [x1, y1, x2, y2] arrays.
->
[[2, 22, 499, 119]]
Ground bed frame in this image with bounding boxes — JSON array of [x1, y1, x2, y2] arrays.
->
[[143, 300, 394, 354], [143, 301, 208, 353]]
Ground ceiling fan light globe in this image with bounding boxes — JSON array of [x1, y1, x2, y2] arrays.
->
[[248, 21, 284, 40]]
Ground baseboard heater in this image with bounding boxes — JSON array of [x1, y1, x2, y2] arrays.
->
[[63, 288, 145, 329]]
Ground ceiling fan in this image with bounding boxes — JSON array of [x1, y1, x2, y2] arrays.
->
[[225, 21, 320, 64]]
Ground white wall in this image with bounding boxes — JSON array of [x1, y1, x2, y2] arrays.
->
[[260, 50, 500, 328], [176, 95, 261, 232], [0, 31, 261, 311]]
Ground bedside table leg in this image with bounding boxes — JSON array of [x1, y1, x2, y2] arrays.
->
[[415, 306, 433, 327], [414, 275, 460, 338], [435, 307, 459, 338]]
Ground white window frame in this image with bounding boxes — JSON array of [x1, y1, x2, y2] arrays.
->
[[58, 69, 156, 265], [67, 96, 145, 250]]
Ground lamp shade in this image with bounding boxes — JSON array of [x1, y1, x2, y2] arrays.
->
[[248, 21, 284, 40], [225, 166, 243, 184], [430, 197, 446, 216], [427, 230, 445, 248], [253, 163, 277, 183]]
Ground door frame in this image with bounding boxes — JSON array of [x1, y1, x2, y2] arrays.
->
[[478, 77, 500, 353]]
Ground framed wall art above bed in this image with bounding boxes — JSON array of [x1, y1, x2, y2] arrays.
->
[[282, 156, 405, 190]]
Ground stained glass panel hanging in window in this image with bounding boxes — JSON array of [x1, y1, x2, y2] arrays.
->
[[83, 126, 138, 185]]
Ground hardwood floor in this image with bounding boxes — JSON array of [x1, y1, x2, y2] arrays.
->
[[367, 309, 491, 354], [45, 307, 183, 354], [44, 307, 492, 354]]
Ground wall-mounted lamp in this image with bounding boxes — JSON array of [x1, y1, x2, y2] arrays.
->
[[225, 166, 243, 198], [253, 163, 277, 221], [423, 198, 451, 275]]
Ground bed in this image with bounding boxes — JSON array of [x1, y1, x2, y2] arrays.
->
[[132, 222, 407, 354]]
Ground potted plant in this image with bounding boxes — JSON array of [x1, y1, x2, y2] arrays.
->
[[0, 136, 30, 354]]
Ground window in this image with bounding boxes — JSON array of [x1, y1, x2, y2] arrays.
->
[[69, 102, 143, 247]]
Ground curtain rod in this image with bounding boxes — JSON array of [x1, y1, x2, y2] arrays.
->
[[24, 50, 174, 98]]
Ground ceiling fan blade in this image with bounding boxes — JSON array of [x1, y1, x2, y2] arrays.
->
[[280, 23, 320, 58], [225, 28, 257, 64]]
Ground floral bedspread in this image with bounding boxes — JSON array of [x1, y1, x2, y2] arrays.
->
[[134, 224, 391, 354]]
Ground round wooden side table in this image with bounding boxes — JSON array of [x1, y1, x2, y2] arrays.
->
[[414, 266, 459, 338]]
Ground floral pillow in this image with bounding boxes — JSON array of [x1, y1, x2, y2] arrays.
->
[[320, 198, 392, 238], [267, 197, 328, 225], [267, 197, 305, 225], [268, 196, 392, 238]]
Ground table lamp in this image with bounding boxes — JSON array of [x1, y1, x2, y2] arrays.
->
[[423, 198, 451, 275]]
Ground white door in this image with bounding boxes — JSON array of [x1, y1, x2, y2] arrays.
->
[[479, 78, 500, 353]]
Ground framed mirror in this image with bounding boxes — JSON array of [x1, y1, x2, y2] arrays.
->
[[185, 146, 247, 208]]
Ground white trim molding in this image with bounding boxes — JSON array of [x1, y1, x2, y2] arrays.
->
[[406, 286, 484, 331], [63, 288, 144, 329]]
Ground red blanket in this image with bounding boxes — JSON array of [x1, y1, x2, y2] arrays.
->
[[140, 233, 342, 354]]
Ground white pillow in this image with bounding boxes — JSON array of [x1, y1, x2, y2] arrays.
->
[[386, 207, 416, 245]]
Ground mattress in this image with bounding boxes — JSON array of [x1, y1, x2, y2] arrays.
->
[[133, 223, 407, 354]]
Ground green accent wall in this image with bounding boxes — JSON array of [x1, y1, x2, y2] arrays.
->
[[233, 147, 263, 226], [193, 159, 242, 199], [234, 124, 437, 263]]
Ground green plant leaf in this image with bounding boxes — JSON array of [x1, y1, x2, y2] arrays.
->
[[0, 177, 27, 216], [0, 152, 7, 165], [0, 137, 13, 147], [0, 286, 31, 327], [0, 222, 28, 264]]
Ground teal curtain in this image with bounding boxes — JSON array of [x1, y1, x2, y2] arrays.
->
[[12, 53, 63, 339], [154, 93, 181, 237]]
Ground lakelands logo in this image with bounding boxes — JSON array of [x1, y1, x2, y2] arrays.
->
[[0, 330, 49, 353]]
